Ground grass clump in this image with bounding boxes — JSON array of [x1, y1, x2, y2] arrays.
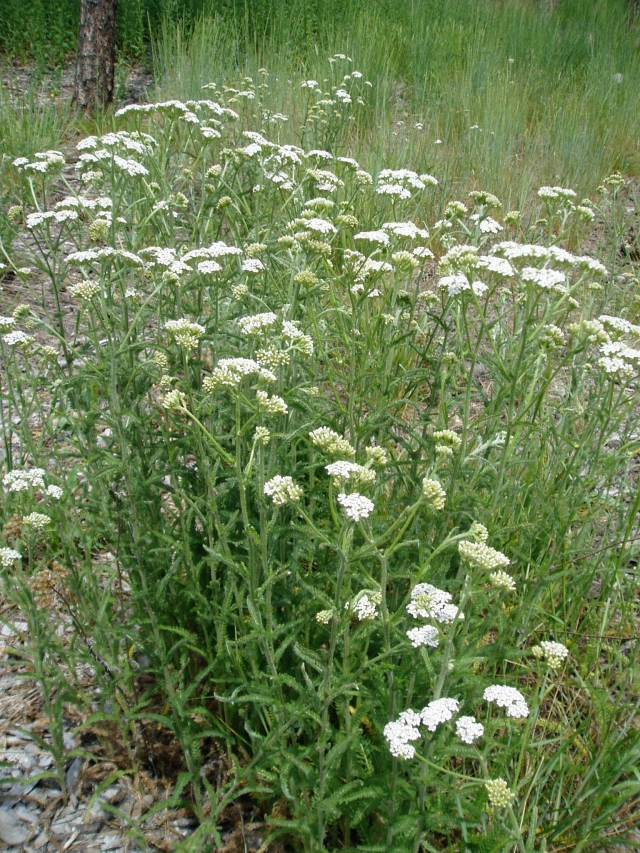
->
[[1, 40, 640, 853]]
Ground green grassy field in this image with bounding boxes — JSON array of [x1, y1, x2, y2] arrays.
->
[[1, 2, 640, 851]]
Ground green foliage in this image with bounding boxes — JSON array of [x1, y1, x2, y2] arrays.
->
[[1, 35, 640, 853]]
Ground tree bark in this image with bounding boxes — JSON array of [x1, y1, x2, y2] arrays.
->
[[73, 0, 119, 110]]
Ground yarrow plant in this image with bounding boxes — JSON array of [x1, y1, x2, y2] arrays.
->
[[0, 54, 639, 853]]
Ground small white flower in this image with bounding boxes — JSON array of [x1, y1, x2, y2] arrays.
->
[[337, 492, 374, 522], [407, 583, 463, 624], [3, 468, 46, 492], [238, 312, 278, 335], [0, 547, 22, 567], [406, 625, 440, 648], [483, 685, 529, 719], [242, 258, 265, 274], [354, 229, 390, 246], [420, 698, 459, 731], [456, 716, 484, 744], [46, 485, 63, 499], [384, 709, 422, 760]]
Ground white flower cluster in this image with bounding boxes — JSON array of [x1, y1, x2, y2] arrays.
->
[[337, 492, 374, 521], [438, 273, 487, 298], [2, 331, 33, 347], [489, 570, 517, 592], [26, 209, 79, 229], [164, 319, 206, 350], [458, 541, 510, 571], [22, 512, 51, 531], [383, 709, 422, 759], [421, 697, 460, 731], [406, 625, 440, 648], [382, 221, 429, 240], [353, 229, 390, 246], [310, 427, 356, 457], [538, 185, 577, 202], [242, 258, 265, 274], [325, 461, 375, 488], [407, 583, 463, 624], [520, 266, 567, 292], [3, 468, 46, 492], [350, 592, 380, 620], [421, 478, 446, 510], [13, 150, 65, 174], [384, 697, 476, 759], [532, 640, 569, 669], [256, 390, 288, 415], [456, 716, 484, 744], [264, 475, 303, 506], [376, 168, 437, 200], [282, 320, 314, 355], [67, 247, 143, 266], [205, 358, 276, 388], [483, 685, 529, 718], [238, 312, 278, 335], [0, 547, 22, 567]]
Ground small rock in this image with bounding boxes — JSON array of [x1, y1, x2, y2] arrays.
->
[[0, 806, 30, 845]]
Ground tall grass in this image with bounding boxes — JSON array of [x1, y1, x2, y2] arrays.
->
[[151, 0, 640, 202]]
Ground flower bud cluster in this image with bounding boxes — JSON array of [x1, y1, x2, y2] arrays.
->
[[458, 541, 510, 571], [22, 512, 51, 531], [421, 478, 446, 510], [264, 475, 303, 506], [310, 427, 355, 457], [69, 281, 101, 301], [256, 390, 288, 415], [485, 778, 515, 809], [531, 640, 569, 669], [164, 319, 206, 350]]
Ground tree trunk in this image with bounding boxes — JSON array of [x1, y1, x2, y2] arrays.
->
[[73, 0, 119, 110]]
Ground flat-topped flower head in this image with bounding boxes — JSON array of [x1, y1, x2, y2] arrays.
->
[[310, 427, 355, 457], [483, 685, 529, 718], [238, 312, 278, 335], [458, 541, 510, 571], [456, 716, 484, 743], [164, 319, 206, 350], [406, 625, 440, 648], [420, 698, 459, 731], [22, 512, 51, 531], [0, 547, 22, 567], [206, 358, 276, 388], [337, 493, 374, 522], [3, 468, 46, 492], [384, 710, 421, 759], [407, 583, 463, 624]]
